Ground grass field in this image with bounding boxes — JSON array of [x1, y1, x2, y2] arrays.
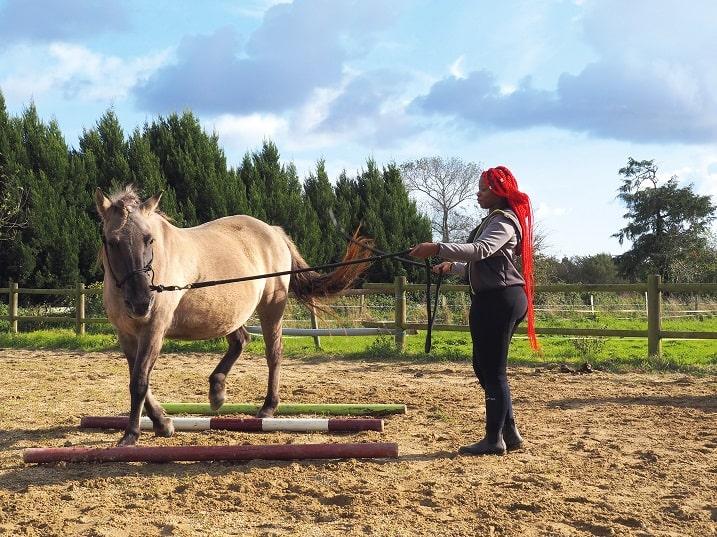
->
[[1, 293, 715, 373], [0, 318, 714, 374]]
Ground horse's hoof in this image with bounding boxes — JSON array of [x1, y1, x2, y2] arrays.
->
[[209, 387, 226, 411], [255, 406, 276, 418], [154, 418, 175, 438], [117, 432, 139, 446], [209, 377, 226, 411]]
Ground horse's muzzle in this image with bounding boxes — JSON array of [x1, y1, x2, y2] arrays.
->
[[124, 298, 153, 318]]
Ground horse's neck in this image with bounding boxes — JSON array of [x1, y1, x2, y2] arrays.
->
[[154, 218, 197, 281]]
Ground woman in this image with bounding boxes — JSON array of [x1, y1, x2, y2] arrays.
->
[[409, 165, 539, 455]]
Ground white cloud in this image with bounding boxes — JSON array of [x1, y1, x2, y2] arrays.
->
[[225, 0, 294, 19], [206, 113, 289, 158], [534, 201, 570, 219], [449, 55, 467, 79], [0, 42, 170, 103]]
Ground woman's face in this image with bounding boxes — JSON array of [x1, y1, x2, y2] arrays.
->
[[477, 176, 504, 209]]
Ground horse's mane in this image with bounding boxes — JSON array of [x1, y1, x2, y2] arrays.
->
[[108, 185, 142, 209], [107, 184, 171, 221]]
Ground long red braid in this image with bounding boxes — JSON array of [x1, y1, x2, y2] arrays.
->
[[482, 166, 540, 351]]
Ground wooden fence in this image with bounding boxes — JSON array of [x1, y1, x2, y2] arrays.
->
[[2, 276, 716, 358]]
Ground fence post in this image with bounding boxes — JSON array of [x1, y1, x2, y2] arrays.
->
[[75, 282, 86, 336], [9, 281, 18, 334], [309, 307, 320, 350], [394, 276, 406, 351], [647, 274, 662, 358]]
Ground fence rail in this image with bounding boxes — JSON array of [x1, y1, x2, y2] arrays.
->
[[3, 276, 716, 358]]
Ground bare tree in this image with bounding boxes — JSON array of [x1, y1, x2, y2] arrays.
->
[[400, 156, 482, 242]]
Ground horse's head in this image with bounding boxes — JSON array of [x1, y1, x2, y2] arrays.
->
[[95, 186, 163, 319]]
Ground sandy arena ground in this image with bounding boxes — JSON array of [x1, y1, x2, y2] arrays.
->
[[0, 348, 715, 536]]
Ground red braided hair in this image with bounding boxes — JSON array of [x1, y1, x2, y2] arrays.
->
[[482, 166, 540, 351]]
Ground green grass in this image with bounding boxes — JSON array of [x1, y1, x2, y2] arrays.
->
[[1, 324, 714, 374]]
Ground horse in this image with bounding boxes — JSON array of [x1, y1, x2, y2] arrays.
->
[[94, 185, 372, 446]]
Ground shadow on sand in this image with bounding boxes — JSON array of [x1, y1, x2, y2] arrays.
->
[[548, 394, 716, 411]]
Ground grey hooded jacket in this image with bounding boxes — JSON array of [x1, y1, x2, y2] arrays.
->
[[436, 208, 525, 294]]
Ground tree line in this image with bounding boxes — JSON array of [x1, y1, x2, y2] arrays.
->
[[0, 93, 431, 289], [1, 89, 714, 291]]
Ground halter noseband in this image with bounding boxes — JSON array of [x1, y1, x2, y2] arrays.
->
[[101, 235, 155, 289]]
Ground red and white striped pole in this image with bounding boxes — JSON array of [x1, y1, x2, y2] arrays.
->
[[80, 416, 384, 433]]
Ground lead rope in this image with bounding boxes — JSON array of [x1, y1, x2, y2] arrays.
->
[[424, 260, 443, 354]]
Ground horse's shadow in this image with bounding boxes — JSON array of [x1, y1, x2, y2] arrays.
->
[[0, 425, 80, 450]]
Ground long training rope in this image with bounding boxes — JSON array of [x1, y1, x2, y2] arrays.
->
[[104, 238, 444, 353], [148, 248, 413, 292]]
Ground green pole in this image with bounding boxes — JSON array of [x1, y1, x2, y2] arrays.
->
[[161, 402, 407, 416]]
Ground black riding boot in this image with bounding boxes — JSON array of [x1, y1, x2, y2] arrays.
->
[[458, 430, 507, 456], [459, 394, 507, 456], [503, 418, 524, 451]]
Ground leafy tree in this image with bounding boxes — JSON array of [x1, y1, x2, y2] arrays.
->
[[555, 254, 622, 284], [614, 158, 716, 282]]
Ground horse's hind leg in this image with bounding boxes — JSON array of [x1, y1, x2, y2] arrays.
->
[[118, 332, 174, 439], [256, 300, 286, 418], [209, 326, 251, 410]]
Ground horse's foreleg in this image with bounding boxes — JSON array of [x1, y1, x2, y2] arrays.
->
[[209, 326, 251, 410], [257, 320, 282, 418], [118, 335, 167, 446], [118, 332, 173, 438]]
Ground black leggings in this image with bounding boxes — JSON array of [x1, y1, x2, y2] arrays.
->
[[469, 285, 527, 435]]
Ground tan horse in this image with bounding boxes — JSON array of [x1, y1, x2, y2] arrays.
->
[[95, 186, 372, 446]]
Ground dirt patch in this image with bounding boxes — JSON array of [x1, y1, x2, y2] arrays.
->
[[0, 349, 715, 536]]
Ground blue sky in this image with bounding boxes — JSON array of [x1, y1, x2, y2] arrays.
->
[[1, 0, 715, 257]]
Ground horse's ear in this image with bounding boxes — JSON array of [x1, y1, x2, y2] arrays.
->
[[94, 188, 111, 219], [140, 191, 163, 214]]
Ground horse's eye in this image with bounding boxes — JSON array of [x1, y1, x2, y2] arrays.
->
[[144, 236, 154, 245]]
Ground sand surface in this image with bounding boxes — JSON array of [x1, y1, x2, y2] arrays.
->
[[0, 348, 715, 536]]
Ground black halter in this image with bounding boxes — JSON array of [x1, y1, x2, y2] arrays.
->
[[101, 236, 155, 289]]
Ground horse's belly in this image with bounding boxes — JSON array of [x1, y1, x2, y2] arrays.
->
[[166, 287, 259, 340]]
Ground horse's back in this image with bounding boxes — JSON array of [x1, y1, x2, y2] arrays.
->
[[164, 215, 292, 339]]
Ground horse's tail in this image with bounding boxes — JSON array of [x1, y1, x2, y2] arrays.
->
[[280, 228, 375, 312]]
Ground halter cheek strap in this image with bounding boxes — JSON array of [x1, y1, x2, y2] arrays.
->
[[101, 236, 155, 289]]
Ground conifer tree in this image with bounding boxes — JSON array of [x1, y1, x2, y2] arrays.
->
[[303, 159, 344, 262]]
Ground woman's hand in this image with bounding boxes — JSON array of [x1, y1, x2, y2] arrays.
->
[[409, 242, 439, 259], [432, 261, 453, 275]]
